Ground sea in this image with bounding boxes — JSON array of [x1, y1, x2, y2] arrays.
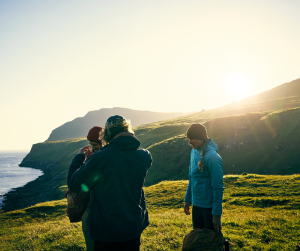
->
[[0, 151, 43, 209]]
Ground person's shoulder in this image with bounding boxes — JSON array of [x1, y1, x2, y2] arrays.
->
[[204, 144, 219, 156], [137, 148, 152, 161], [205, 150, 222, 163], [138, 148, 152, 157], [190, 149, 198, 157], [89, 146, 114, 159], [138, 148, 152, 167]]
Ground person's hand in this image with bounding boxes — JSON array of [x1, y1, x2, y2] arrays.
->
[[184, 202, 191, 215], [78, 145, 92, 156], [213, 215, 222, 233]]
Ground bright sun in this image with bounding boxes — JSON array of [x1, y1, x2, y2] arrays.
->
[[226, 73, 252, 101]]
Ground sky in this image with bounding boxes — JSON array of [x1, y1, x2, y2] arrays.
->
[[1, 0, 300, 151]]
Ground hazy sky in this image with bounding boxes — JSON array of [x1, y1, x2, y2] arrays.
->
[[1, 0, 300, 151]]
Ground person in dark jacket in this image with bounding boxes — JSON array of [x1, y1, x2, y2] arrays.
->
[[66, 126, 104, 251], [68, 115, 152, 251], [183, 123, 224, 233]]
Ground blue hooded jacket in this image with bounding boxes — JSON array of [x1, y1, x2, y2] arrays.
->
[[184, 139, 224, 216]]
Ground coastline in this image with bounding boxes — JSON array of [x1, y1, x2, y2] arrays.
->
[[0, 138, 88, 212], [0, 151, 43, 210], [0, 159, 59, 212]]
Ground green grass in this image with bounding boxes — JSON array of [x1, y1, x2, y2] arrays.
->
[[1, 174, 300, 250], [135, 124, 189, 149], [0, 173, 300, 251]]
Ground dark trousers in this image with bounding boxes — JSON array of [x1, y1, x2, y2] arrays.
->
[[94, 236, 140, 251], [192, 206, 214, 230]]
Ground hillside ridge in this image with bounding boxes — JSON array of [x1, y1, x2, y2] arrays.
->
[[46, 107, 187, 141]]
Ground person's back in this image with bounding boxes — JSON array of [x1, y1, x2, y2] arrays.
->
[[68, 115, 152, 251], [87, 133, 151, 241]]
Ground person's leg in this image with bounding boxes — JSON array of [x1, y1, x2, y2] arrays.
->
[[94, 236, 140, 251], [81, 208, 95, 251], [116, 236, 140, 251], [199, 207, 214, 230], [192, 205, 205, 229]]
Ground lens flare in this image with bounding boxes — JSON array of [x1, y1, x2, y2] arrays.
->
[[81, 184, 89, 192]]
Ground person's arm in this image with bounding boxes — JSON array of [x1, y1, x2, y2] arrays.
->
[[67, 154, 86, 192], [184, 157, 192, 215], [68, 147, 104, 193], [206, 153, 224, 232]]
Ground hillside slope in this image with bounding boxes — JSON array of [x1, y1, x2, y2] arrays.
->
[[144, 107, 300, 185], [3, 107, 300, 212], [225, 78, 300, 108], [1, 175, 300, 250], [134, 78, 300, 129], [3, 78, 300, 211], [47, 107, 186, 141]]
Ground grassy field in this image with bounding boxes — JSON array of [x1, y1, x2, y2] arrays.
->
[[1, 174, 300, 250]]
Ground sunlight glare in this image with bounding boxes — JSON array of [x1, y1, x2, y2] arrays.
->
[[226, 73, 252, 101]]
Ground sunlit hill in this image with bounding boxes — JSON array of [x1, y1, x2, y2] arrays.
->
[[1, 78, 300, 250]]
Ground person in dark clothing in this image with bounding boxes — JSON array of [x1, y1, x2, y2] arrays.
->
[[68, 115, 152, 251], [66, 126, 104, 251]]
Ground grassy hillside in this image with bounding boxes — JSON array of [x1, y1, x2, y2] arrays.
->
[[3, 107, 300, 211], [144, 107, 300, 185], [225, 78, 300, 108], [134, 78, 300, 131], [1, 175, 300, 250], [3, 78, 300, 211]]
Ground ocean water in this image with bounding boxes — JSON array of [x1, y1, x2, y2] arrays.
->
[[0, 151, 43, 208]]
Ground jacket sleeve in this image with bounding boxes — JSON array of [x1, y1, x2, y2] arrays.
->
[[67, 153, 85, 191], [67, 153, 104, 193], [184, 157, 192, 203], [206, 153, 224, 216]]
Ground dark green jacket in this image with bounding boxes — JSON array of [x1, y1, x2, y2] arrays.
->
[[68, 135, 152, 242]]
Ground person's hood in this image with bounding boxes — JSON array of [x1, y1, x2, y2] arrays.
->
[[107, 133, 140, 150], [199, 139, 218, 153]]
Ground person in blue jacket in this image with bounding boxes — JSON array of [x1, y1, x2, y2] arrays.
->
[[68, 115, 152, 251], [184, 123, 224, 233]]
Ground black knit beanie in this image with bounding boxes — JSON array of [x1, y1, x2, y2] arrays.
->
[[186, 123, 209, 140]]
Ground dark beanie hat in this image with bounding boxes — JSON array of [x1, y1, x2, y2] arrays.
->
[[87, 126, 103, 143], [186, 123, 209, 140], [105, 115, 125, 126]]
